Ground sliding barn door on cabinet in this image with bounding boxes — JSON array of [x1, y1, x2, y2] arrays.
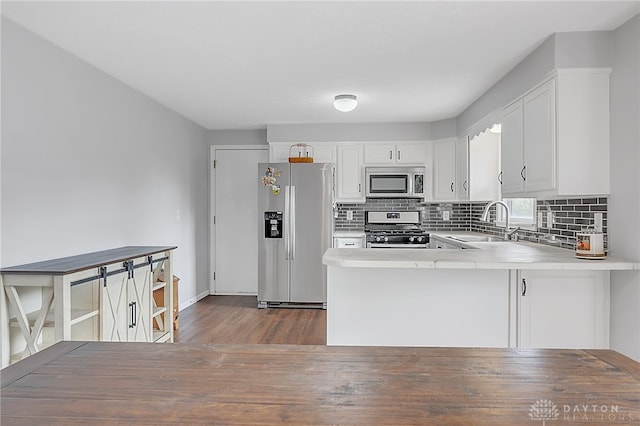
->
[[100, 266, 129, 342], [100, 257, 152, 342], [128, 261, 152, 342]]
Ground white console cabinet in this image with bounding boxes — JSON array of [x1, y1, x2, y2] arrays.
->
[[1, 246, 176, 367]]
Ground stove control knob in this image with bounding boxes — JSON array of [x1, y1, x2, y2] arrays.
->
[[375, 236, 383, 243], [409, 236, 415, 242], [417, 236, 424, 243], [383, 236, 389, 242]]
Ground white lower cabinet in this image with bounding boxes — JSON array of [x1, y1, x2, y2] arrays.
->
[[327, 267, 511, 347], [517, 270, 609, 349], [325, 263, 611, 349], [101, 256, 153, 342]]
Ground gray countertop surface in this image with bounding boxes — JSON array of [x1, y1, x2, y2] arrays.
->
[[1, 246, 177, 275]]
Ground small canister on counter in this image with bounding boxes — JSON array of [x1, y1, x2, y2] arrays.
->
[[576, 230, 606, 259]]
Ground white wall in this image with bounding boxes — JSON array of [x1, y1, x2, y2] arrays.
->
[[554, 31, 613, 68], [1, 18, 210, 313], [429, 118, 458, 140], [456, 35, 556, 136], [266, 122, 435, 143], [208, 129, 267, 145], [457, 31, 615, 137], [609, 14, 640, 361]]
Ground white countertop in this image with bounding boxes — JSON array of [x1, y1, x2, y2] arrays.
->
[[333, 231, 366, 238], [323, 232, 639, 270]]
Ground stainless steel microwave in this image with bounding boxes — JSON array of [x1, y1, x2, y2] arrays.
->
[[365, 167, 426, 198]]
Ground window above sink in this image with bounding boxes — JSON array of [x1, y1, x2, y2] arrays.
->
[[496, 197, 536, 229]]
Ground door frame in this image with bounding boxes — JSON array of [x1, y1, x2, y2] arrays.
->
[[209, 145, 269, 295]]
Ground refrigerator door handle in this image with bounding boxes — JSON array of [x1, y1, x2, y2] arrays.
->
[[291, 186, 296, 260], [284, 185, 291, 260]]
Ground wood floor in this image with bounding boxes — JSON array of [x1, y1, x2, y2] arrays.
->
[[174, 295, 327, 345]]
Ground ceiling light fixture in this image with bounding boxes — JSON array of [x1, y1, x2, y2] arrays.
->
[[334, 94, 357, 112]]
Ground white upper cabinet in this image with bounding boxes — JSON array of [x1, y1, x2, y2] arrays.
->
[[455, 136, 469, 201], [269, 143, 336, 163], [364, 142, 427, 165], [469, 130, 501, 201], [312, 145, 336, 163], [500, 69, 610, 197], [396, 142, 428, 164], [432, 139, 457, 200], [269, 144, 290, 162], [500, 101, 525, 194], [432, 138, 468, 201], [363, 143, 396, 164], [501, 80, 555, 195], [336, 144, 365, 203], [522, 80, 556, 193]]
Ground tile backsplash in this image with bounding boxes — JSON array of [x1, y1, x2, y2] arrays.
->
[[470, 197, 608, 250], [335, 199, 471, 232], [335, 197, 608, 251]]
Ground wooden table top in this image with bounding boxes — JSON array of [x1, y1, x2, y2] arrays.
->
[[2, 342, 639, 425]]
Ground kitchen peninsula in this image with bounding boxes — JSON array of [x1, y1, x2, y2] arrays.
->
[[323, 236, 639, 349]]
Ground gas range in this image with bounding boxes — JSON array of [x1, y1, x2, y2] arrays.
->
[[364, 211, 429, 248]]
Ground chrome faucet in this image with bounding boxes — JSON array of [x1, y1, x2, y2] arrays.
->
[[506, 226, 521, 241], [480, 201, 516, 240]]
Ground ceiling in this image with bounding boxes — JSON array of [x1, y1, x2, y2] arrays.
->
[[2, 1, 639, 130]]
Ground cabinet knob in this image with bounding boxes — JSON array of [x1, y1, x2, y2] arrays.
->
[[522, 278, 527, 296], [520, 166, 527, 182], [450, 182, 454, 192], [498, 171, 503, 184]]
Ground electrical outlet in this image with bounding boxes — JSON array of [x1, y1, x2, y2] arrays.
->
[[346, 210, 354, 221], [594, 212, 603, 232], [442, 210, 450, 221], [537, 212, 544, 228], [546, 211, 554, 227]]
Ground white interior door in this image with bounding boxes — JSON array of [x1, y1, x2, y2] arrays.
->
[[213, 147, 268, 294]]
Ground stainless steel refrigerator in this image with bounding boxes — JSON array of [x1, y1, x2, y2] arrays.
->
[[258, 162, 334, 308]]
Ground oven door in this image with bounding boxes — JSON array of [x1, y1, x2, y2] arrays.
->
[[366, 173, 410, 197], [367, 243, 428, 249]]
